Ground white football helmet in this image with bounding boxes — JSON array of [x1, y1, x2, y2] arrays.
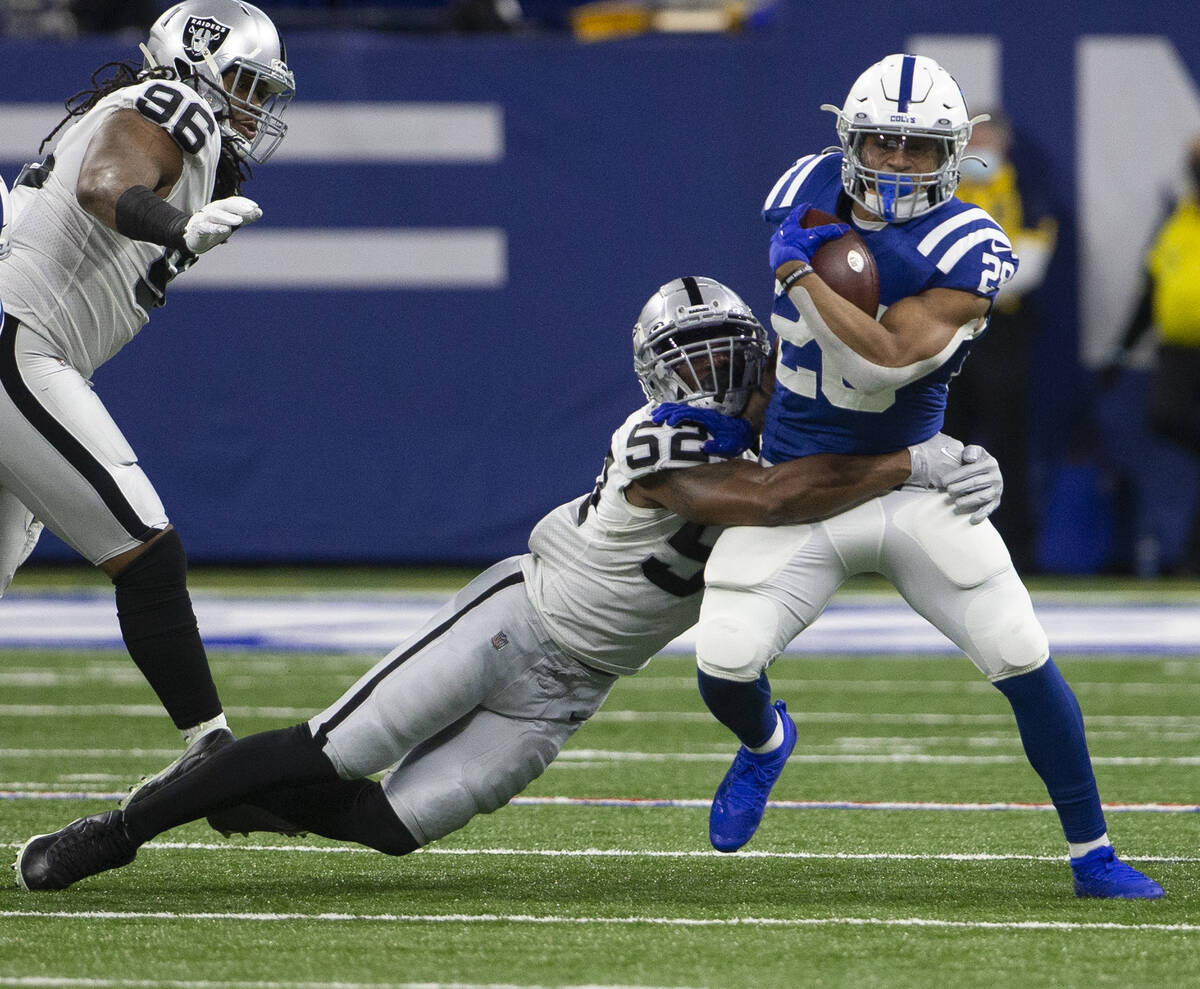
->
[[633, 276, 769, 417], [143, 0, 295, 163], [822, 53, 981, 222]]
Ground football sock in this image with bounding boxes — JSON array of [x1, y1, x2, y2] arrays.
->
[[112, 528, 222, 731], [247, 778, 420, 856], [123, 723, 339, 844], [697, 670, 778, 749], [992, 658, 1107, 843], [1068, 833, 1111, 859], [182, 714, 228, 744], [748, 712, 784, 754]]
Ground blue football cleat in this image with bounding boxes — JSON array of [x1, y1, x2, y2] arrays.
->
[[709, 700, 797, 852], [1070, 845, 1165, 899]]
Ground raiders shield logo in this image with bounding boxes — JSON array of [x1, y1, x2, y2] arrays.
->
[[182, 15, 231, 62]]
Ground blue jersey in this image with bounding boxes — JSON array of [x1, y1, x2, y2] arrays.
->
[[759, 151, 1017, 460]]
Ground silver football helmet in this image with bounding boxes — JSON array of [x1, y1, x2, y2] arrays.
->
[[822, 53, 982, 222], [632, 276, 769, 417], [143, 0, 295, 163]]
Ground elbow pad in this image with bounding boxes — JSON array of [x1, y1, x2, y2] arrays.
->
[[774, 284, 976, 395]]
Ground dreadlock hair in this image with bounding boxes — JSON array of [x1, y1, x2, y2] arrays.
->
[[39, 58, 251, 200], [39, 60, 164, 154], [214, 140, 251, 200]]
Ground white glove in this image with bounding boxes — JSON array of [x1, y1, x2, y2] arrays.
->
[[906, 432, 965, 488], [183, 196, 262, 254], [944, 445, 1004, 524], [907, 432, 1004, 524]]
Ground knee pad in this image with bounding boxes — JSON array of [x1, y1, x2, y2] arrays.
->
[[964, 577, 1051, 680], [695, 588, 781, 682]]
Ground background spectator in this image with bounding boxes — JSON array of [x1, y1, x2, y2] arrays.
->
[[943, 110, 1058, 572], [1101, 134, 1200, 576]]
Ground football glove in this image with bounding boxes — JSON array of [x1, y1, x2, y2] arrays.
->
[[908, 433, 1004, 524], [183, 196, 263, 254], [650, 402, 756, 457], [768, 201, 849, 272], [944, 445, 1004, 524], [907, 432, 965, 489]]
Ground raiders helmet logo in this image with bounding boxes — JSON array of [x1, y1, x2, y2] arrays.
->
[[181, 16, 231, 62]]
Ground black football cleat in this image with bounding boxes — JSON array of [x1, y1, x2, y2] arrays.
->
[[13, 810, 138, 891], [120, 726, 235, 810]]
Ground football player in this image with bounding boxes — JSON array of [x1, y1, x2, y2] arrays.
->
[[0, 3, 293, 780], [12, 276, 1002, 891], [691, 54, 1162, 898]]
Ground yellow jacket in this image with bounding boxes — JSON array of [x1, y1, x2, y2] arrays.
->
[[1146, 196, 1200, 346], [959, 163, 1056, 311]]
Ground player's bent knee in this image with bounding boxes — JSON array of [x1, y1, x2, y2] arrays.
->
[[110, 527, 187, 590], [464, 734, 555, 816], [695, 616, 774, 682], [356, 783, 420, 856], [410, 731, 558, 846], [695, 589, 782, 682], [962, 578, 1051, 680]]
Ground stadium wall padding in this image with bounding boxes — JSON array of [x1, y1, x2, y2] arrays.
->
[[2, 3, 1198, 566]]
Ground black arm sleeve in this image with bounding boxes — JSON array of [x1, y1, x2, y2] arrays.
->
[[113, 185, 190, 253]]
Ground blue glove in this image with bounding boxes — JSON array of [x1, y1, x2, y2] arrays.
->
[[768, 201, 850, 272], [650, 403, 755, 457]]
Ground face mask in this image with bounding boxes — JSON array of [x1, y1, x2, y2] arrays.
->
[[960, 148, 1004, 184]]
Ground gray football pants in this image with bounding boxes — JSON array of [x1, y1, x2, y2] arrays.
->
[[309, 557, 617, 846]]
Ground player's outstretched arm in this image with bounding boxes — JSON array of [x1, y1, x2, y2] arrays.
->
[[632, 451, 910, 526], [77, 108, 261, 255]]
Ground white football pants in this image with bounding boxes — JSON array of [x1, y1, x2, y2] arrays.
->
[[696, 486, 1050, 683]]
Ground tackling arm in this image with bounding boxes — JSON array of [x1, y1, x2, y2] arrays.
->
[[630, 451, 910, 527]]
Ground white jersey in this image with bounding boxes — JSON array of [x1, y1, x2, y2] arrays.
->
[[0, 78, 220, 378], [522, 403, 743, 676]]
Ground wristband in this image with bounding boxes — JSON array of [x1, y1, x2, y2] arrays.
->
[[779, 263, 814, 294], [114, 185, 190, 253]]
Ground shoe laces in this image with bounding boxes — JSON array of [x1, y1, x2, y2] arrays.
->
[[726, 750, 777, 790], [53, 815, 134, 881]]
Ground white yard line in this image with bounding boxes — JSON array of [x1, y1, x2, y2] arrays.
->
[[2, 909, 1197, 934], [0, 980, 699, 989]]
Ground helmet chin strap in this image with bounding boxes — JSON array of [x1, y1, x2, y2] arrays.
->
[[197, 46, 226, 96]]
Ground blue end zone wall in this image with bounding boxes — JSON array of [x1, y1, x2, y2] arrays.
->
[[3, 4, 1199, 565]]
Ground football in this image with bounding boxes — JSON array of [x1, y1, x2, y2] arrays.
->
[[802, 207, 880, 316]]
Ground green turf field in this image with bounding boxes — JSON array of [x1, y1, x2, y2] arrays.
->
[[2, 569, 1198, 988]]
